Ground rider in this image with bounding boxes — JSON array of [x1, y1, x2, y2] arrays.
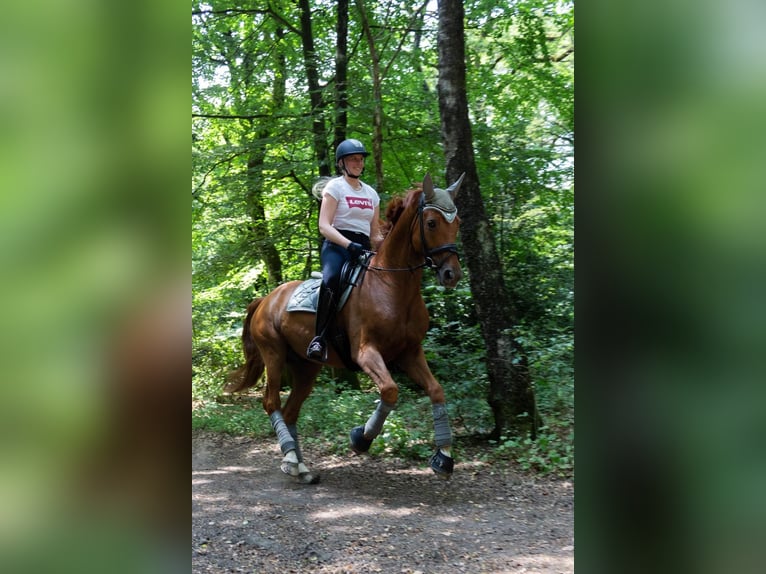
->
[[306, 139, 382, 361]]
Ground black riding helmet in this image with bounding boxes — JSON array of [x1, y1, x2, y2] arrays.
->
[[335, 139, 369, 178], [335, 138, 370, 162]]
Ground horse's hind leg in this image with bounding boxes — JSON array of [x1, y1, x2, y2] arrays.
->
[[280, 360, 322, 484], [258, 346, 302, 472]]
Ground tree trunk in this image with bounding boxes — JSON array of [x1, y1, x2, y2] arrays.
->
[[246, 144, 283, 288], [354, 0, 384, 193], [242, 25, 287, 289], [334, 0, 349, 151], [298, 0, 331, 177], [436, 0, 539, 440]]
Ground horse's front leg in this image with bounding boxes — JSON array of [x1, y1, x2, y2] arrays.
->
[[350, 346, 399, 454], [397, 346, 455, 479]]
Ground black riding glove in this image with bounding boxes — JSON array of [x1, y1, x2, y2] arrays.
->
[[346, 241, 364, 258]]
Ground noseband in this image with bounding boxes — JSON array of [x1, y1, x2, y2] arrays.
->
[[418, 193, 459, 272]]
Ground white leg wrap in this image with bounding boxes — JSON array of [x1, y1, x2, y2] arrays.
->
[[432, 403, 453, 447], [276, 418, 319, 483], [287, 423, 304, 462], [364, 400, 396, 438], [269, 411, 296, 454]]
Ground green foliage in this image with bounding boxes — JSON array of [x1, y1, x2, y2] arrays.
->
[[525, 329, 574, 416], [490, 422, 574, 477], [192, 336, 241, 401], [422, 281, 495, 436], [192, 400, 272, 437]]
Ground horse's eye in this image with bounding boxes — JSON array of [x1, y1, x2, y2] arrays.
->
[[427, 219, 437, 229]]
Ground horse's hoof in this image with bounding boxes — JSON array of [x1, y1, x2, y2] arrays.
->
[[429, 449, 454, 479], [281, 460, 299, 477], [349, 425, 373, 454], [299, 471, 321, 485], [282, 460, 320, 484]]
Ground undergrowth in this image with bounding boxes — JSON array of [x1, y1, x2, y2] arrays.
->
[[193, 283, 574, 478], [192, 381, 442, 461], [192, 377, 574, 478]]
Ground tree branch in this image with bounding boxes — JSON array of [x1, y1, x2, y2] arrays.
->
[[552, 47, 574, 62], [192, 6, 300, 36], [192, 112, 309, 120]]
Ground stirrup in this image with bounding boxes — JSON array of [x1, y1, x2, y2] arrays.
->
[[306, 337, 327, 361]]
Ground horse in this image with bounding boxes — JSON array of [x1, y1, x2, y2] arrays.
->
[[226, 173, 465, 483]]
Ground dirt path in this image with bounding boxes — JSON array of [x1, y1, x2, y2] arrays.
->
[[192, 430, 573, 573]]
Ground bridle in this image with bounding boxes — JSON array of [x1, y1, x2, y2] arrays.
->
[[365, 193, 459, 274], [417, 193, 459, 272]]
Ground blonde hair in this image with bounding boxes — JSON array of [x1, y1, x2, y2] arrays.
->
[[311, 176, 334, 200]]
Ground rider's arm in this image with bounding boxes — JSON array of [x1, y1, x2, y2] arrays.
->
[[318, 194, 354, 249]]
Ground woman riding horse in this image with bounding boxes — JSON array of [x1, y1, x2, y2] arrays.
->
[[307, 139, 383, 362], [227, 169, 465, 484]]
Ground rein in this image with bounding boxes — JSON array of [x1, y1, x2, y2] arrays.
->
[[364, 193, 459, 274]]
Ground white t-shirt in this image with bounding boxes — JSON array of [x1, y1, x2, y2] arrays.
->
[[322, 177, 380, 236]]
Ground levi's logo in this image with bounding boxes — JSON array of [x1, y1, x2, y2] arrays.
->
[[346, 196, 373, 210]]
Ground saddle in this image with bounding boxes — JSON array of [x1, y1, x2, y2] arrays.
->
[[286, 253, 372, 371], [286, 252, 371, 314]]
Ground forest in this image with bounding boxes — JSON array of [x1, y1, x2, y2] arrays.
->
[[192, 0, 574, 476]]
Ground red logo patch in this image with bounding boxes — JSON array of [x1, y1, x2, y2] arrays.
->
[[346, 197, 373, 210]]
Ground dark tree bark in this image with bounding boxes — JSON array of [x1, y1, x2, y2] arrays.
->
[[354, 0, 385, 193], [298, 0, 331, 177], [242, 26, 286, 288], [436, 0, 539, 439], [334, 0, 349, 151], [320, 0, 362, 390], [245, 144, 283, 288]]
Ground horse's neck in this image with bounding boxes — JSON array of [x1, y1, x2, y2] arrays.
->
[[362, 214, 424, 305], [375, 212, 422, 272]]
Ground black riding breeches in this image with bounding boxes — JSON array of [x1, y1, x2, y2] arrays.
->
[[320, 230, 370, 292]]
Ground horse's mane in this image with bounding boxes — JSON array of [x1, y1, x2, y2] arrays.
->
[[379, 184, 422, 241]]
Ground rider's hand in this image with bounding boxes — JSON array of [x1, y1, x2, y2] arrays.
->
[[346, 241, 364, 258]]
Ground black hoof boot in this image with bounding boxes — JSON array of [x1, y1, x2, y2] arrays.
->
[[429, 449, 454, 479], [349, 425, 373, 454]]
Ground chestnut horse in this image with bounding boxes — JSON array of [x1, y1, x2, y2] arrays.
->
[[226, 173, 465, 483]]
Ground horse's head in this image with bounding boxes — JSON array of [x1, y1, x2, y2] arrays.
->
[[419, 173, 465, 288]]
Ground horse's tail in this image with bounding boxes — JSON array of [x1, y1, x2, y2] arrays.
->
[[225, 298, 266, 393]]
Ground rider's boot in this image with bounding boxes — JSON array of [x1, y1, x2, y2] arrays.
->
[[306, 284, 336, 362]]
